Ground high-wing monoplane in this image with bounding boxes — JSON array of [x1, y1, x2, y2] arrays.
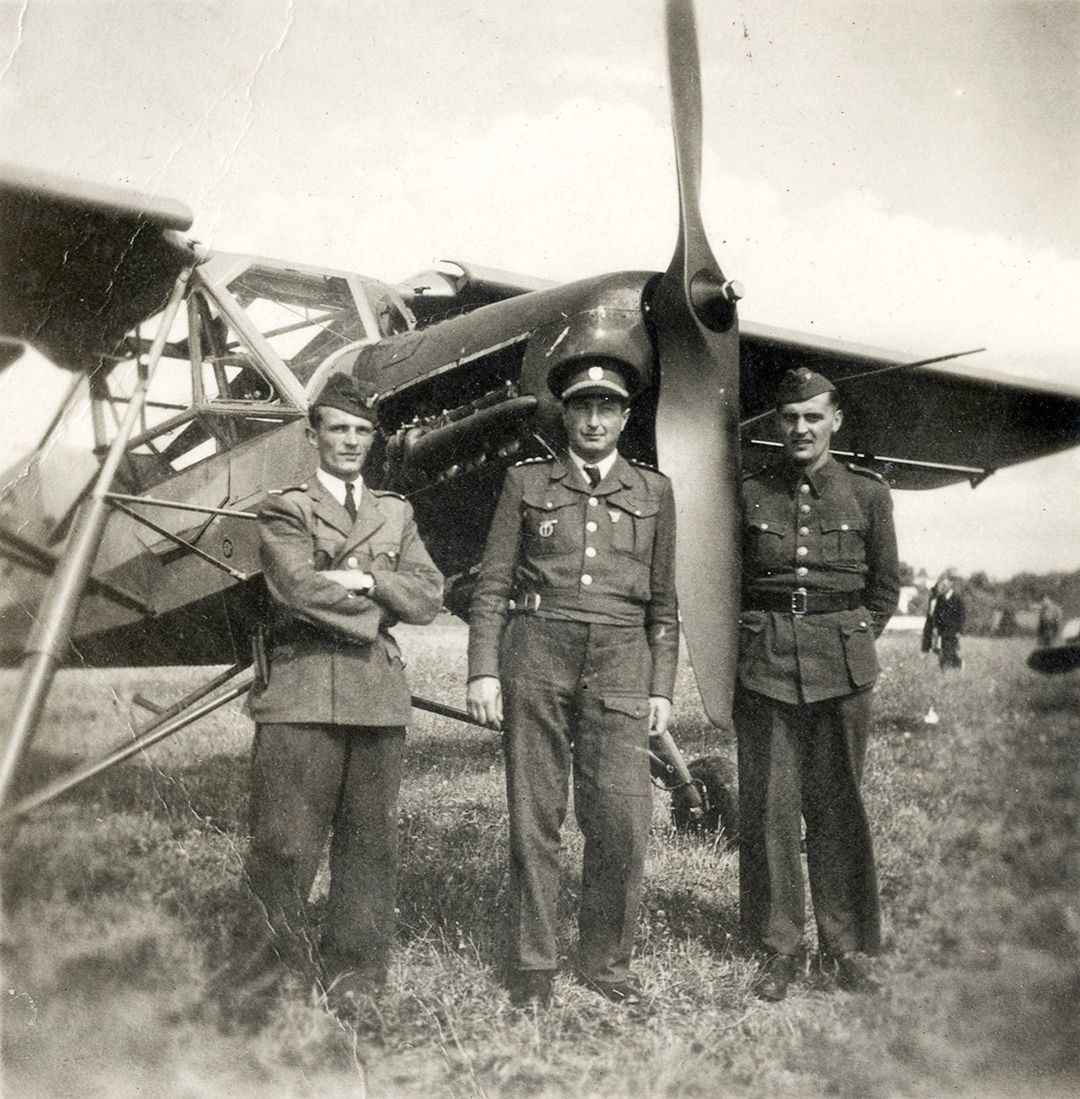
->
[[2, 0, 1079, 828]]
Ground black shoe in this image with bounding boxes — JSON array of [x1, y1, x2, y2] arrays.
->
[[576, 973, 644, 1006], [510, 970, 554, 1009], [830, 951, 879, 994], [755, 954, 798, 1002]]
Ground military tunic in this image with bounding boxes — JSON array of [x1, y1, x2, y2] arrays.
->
[[244, 476, 443, 981], [468, 454, 678, 982], [735, 455, 899, 958]]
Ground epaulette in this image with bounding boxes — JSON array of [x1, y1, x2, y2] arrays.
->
[[846, 462, 886, 484], [628, 458, 659, 472], [514, 456, 552, 467], [372, 489, 407, 500], [268, 482, 309, 495]]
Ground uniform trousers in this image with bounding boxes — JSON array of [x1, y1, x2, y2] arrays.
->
[[734, 684, 881, 958], [245, 721, 405, 981], [500, 615, 653, 983]]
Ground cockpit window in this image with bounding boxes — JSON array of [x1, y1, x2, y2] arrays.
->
[[225, 267, 369, 385]]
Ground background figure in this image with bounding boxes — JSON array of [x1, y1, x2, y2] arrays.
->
[[920, 580, 941, 656], [1037, 595, 1063, 647], [930, 571, 966, 670]]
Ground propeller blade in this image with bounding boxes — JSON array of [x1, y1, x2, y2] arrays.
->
[[651, 0, 742, 727]]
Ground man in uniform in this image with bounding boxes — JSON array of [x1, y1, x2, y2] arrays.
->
[[736, 366, 899, 1001], [930, 570, 966, 670], [231, 372, 443, 1016], [466, 359, 678, 1009]]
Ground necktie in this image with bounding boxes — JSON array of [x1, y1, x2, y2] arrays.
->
[[583, 464, 601, 488], [344, 481, 357, 522]]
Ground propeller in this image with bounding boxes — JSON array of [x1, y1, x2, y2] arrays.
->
[[651, 0, 743, 726]]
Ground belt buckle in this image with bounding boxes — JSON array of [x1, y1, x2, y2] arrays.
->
[[522, 592, 541, 613], [791, 588, 808, 616]]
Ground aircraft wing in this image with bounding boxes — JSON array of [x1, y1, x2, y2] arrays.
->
[[740, 322, 1080, 489], [0, 164, 197, 372]]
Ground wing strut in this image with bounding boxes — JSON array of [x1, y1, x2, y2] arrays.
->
[[0, 265, 195, 820], [1, 664, 252, 824]]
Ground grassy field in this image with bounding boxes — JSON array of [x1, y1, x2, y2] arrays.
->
[[1, 624, 1077, 1098]]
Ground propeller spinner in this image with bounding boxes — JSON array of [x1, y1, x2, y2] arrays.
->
[[651, 0, 743, 726]]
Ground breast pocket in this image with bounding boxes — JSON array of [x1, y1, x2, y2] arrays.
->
[[822, 517, 866, 563], [368, 541, 401, 569], [609, 497, 660, 562], [745, 518, 789, 569], [521, 491, 579, 558]]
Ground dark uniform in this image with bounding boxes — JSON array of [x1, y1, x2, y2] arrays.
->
[[736, 371, 899, 968], [930, 585, 965, 669], [242, 377, 443, 993], [468, 372, 678, 990]]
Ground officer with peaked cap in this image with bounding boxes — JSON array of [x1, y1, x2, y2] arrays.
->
[[222, 371, 443, 1019], [467, 357, 679, 1009], [736, 366, 900, 1001]]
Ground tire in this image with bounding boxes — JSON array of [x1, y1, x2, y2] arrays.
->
[[670, 753, 738, 842]]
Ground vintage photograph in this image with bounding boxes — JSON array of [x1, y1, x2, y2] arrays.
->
[[1, 2, 1077, 1096]]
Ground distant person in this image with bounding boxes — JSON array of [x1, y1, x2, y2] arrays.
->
[[735, 367, 899, 1003], [930, 571, 965, 670], [1037, 595, 1063, 647], [920, 580, 941, 656], [221, 373, 443, 1022], [467, 357, 678, 1010]]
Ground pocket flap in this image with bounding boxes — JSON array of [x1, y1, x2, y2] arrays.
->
[[822, 517, 866, 533], [607, 491, 660, 519], [747, 518, 787, 535], [841, 619, 872, 637], [739, 612, 767, 632], [522, 488, 577, 512], [601, 695, 650, 719]]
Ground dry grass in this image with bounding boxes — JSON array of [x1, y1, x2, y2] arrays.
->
[[1, 623, 1077, 1098]]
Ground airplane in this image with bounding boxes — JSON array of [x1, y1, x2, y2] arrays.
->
[[2, 0, 1079, 833]]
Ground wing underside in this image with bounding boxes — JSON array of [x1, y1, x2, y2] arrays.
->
[[0, 164, 196, 372]]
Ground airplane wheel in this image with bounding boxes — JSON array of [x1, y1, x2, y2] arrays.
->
[[670, 753, 738, 842]]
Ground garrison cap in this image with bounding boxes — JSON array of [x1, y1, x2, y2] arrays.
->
[[775, 367, 837, 407], [311, 372, 380, 425], [549, 360, 639, 403]]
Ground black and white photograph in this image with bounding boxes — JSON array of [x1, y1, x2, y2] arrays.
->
[[1, 2, 1077, 1096]]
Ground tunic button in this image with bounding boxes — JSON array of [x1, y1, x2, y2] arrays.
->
[[585, 546, 597, 558], [760, 523, 769, 531], [841, 523, 850, 531], [796, 546, 808, 557], [586, 520, 598, 533], [799, 527, 809, 536], [796, 566, 809, 577], [799, 483, 811, 495], [347, 556, 359, 568], [581, 574, 593, 585], [588, 497, 599, 507], [545, 501, 553, 509], [800, 504, 811, 514]]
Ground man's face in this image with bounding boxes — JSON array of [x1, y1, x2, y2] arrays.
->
[[777, 391, 842, 470], [562, 394, 630, 462], [306, 406, 376, 480]]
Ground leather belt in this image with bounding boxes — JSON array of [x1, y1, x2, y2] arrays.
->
[[745, 588, 864, 616]]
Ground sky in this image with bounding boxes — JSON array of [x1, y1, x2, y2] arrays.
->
[[1, 0, 1078, 580]]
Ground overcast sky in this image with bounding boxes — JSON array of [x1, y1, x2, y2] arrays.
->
[[1, 0, 1078, 579]]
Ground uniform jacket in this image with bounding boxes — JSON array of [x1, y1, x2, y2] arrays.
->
[[737, 455, 900, 704], [931, 590, 966, 636], [248, 475, 443, 725], [468, 454, 679, 698]]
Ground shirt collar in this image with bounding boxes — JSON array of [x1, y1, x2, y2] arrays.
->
[[567, 448, 619, 485], [316, 467, 363, 507]]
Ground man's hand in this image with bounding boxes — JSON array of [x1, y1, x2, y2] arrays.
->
[[649, 696, 672, 738], [467, 676, 503, 730], [321, 569, 375, 594]]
